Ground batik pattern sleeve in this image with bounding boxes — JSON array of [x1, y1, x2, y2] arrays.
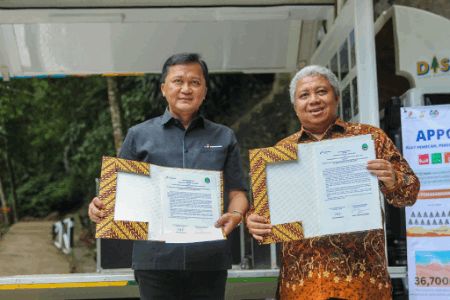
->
[[372, 128, 420, 207]]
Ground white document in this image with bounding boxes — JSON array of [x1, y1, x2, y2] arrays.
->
[[159, 168, 223, 243], [113, 165, 223, 243], [266, 134, 382, 238]]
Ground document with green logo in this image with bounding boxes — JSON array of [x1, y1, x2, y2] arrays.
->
[[266, 134, 382, 238], [111, 162, 224, 243], [159, 168, 224, 243], [314, 134, 381, 235]]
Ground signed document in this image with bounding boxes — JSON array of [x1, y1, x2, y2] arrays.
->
[[110, 162, 224, 243], [265, 134, 382, 238], [159, 168, 223, 243]]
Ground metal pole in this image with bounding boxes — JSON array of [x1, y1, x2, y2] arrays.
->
[[239, 224, 245, 266], [270, 244, 277, 269], [96, 238, 102, 272], [95, 178, 102, 272]]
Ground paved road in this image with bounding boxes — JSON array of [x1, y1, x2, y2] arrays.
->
[[0, 221, 70, 276]]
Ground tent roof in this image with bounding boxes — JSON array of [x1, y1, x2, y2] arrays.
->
[[0, 2, 334, 78]]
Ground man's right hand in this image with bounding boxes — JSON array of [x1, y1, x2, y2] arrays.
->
[[246, 214, 272, 242], [88, 197, 105, 223]]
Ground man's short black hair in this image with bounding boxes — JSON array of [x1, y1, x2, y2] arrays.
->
[[160, 53, 209, 86]]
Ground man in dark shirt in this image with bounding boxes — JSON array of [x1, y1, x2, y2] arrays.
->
[[88, 53, 248, 300]]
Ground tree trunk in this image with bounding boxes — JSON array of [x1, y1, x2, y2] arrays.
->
[[106, 77, 124, 155], [4, 146, 18, 224], [0, 174, 9, 226], [230, 73, 291, 131]]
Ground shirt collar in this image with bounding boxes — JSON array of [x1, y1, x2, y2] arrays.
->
[[297, 118, 347, 142], [160, 108, 174, 125], [160, 107, 205, 129]]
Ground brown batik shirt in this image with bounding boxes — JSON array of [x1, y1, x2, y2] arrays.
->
[[274, 118, 420, 300]]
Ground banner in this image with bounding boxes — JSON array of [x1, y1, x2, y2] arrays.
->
[[401, 105, 450, 299]]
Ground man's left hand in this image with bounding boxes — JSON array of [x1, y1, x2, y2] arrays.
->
[[215, 212, 242, 236], [367, 159, 397, 190]]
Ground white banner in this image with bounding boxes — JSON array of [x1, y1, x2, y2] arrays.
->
[[401, 105, 450, 299]]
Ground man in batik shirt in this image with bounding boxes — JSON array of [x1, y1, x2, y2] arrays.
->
[[246, 65, 419, 300]]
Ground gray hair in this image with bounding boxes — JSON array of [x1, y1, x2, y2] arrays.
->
[[289, 65, 340, 105]]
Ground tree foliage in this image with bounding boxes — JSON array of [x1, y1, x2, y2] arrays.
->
[[0, 77, 112, 217]]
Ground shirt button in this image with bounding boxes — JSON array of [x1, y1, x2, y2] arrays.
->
[[184, 149, 188, 153]]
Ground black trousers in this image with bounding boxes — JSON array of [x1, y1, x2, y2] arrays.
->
[[134, 270, 227, 300]]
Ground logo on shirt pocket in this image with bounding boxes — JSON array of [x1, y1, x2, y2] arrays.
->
[[200, 144, 224, 152]]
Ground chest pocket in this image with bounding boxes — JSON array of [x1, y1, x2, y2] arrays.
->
[[196, 146, 227, 170]]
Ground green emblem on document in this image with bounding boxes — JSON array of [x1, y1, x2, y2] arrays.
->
[[362, 143, 368, 151], [205, 177, 210, 183]]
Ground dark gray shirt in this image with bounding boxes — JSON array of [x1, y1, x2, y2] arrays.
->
[[119, 109, 247, 270]]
